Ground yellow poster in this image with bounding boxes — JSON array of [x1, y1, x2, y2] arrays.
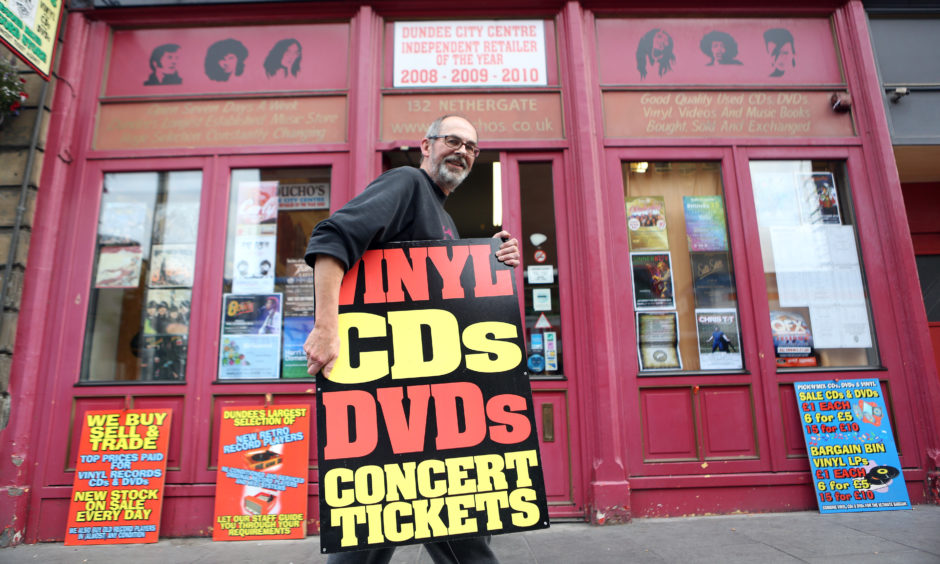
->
[[0, 0, 63, 79]]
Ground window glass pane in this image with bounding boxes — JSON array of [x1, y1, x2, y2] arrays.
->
[[623, 161, 743, 373], [520, 162, 563, 377], [915, 255, 940, 323], [220, 167, 331, 380], [82, 170, 202, 382], [749, 160, 879, 369]]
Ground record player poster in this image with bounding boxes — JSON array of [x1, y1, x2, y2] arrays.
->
[[213, 405, 310, 540]]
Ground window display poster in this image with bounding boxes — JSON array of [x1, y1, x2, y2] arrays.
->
[[149, 244, 196, 288], [144, 288, 191, 335], [64, 409, 172, 545], [277, 182, 329, 210], [140, 335, 187, 381], [154, 202, 200, 245], [282, 316, 315, 378], [532, 288, 551, 311], [95, 246, 143, 289], [682, 196, 729, 252], [626, 196, 669, 251], [544, 331, 558, 371], [318, 240, 548, 553], [631, 252, 675, 310], [694, 309, 742, 370], [233, 235, 276, 294], [219, 294, 283, 379], [690, 252, 736, 308], [770, 309, 814, 359], [237, 181, 279, 226], [636, 311, 682, 371], [795, 379, 910, 513], [751, 173, 801, 227], [284, 258, 314, 316], [99, 202, 148, 246], [798, 172, 840, 225], [213, 405, 310, 540]]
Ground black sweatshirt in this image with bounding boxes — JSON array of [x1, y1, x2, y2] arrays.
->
[[304, 167, 459, 270]]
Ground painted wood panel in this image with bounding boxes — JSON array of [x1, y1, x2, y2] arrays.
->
[[700, 386, 757, 459], [641, 388, 697, 461]]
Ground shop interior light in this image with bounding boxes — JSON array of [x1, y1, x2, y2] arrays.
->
[[492, 161, 503, 227], [630, 162, 649, 174]]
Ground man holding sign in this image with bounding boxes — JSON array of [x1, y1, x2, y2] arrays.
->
[[304, 115, 523, 563]]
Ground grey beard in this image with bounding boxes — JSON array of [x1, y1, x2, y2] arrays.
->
[[435, 156, 469, 191]]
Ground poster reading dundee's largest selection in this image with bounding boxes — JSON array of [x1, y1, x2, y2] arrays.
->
[[317, 239, 549, 554], [213, 406, 310, 540], [795, 379, 910, 513], [65, 409, 172, 545]]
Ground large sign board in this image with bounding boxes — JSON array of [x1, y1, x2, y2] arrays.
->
[[603, 91, 854, 138], [393, 20, 547, 88], [105, 24, 349, 97], [65, 409, 172, 544], [213, 405, 310, 540], [0, 0, 63, 79], [795, 379, 911, 513], [317, 239, 549, 553], [596, 18, 842, 86]]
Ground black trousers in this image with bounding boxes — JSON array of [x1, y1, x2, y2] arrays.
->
[[326, 536, 497, 564]]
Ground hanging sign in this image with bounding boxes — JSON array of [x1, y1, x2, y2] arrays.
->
[[393, 20, 547, 88], [317, 239, 549, 554], [0, 0, 63, 79], [213, 405, 310, 540], [64, 409, 172, 545], [795, 379, 911, 513]]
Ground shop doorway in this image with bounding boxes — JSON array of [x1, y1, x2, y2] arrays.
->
[[382, 149, 584, 518]]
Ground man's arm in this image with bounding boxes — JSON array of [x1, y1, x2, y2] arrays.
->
[[493, 230, 520, 267], [303, 254, 345, 377]]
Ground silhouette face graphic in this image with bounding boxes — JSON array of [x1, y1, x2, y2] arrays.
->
[[281, 43, 299, 69], [220, 53, 238, 75], [158, 51, 178, 74], [711, 41, 726, 62], [773, 43, 794, 73]]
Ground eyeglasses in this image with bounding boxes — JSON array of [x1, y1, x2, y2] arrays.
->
[[427, 135, 480, 157]]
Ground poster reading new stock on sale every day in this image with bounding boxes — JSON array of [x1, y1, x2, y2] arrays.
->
[[64, 409, 172, 545], [795, 379, 911, 513], [317, 239, 549, 554], [213, 405, 310, 540]]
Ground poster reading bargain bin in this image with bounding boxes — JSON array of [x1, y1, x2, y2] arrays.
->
[[317, 240, 549, 554], [213, 405, 310, 540]]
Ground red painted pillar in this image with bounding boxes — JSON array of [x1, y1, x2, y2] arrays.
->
[[559, 1, 632, 524], [0, 12, 91, 546]]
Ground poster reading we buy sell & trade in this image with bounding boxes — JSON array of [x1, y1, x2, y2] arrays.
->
[[64, 409, 172, 545]]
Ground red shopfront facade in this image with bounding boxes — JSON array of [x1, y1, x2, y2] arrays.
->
[[2, 0, 939, 543]]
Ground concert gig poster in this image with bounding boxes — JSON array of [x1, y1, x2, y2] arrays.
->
[[317, 239, 549, 554], [64, 409, 172, 545], [213, 405, 310, 540]]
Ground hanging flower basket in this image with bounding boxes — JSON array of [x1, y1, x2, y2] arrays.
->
[[0, 57, 29, 129]]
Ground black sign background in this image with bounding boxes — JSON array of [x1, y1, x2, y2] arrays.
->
[[316, 239, 548, 553]]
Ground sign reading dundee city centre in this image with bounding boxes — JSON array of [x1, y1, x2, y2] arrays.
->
[[317, 239, 549, 553]]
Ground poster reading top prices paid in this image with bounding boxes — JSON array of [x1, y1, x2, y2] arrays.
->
[[795, 379, 911, 513], [213, 405, 310, 541], [65, 409, 172, 545], [394, 20, 547, 87], [0, 0, 64, 79]]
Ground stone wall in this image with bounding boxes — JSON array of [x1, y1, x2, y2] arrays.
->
[[0, 45, 53, 430]]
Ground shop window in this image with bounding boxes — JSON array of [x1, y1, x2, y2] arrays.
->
[[623, 161, 743, 373], [520, 162, 564, 377], [915, 255, 940, 322], [219, 167, 331, 380], [81, 171, 202, 382], [749, 160, 879, 369]]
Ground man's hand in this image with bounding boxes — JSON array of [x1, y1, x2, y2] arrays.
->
[[303, 254, 346, 377], [493, 230, 520, 267], [303, 323, 339, 377]]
